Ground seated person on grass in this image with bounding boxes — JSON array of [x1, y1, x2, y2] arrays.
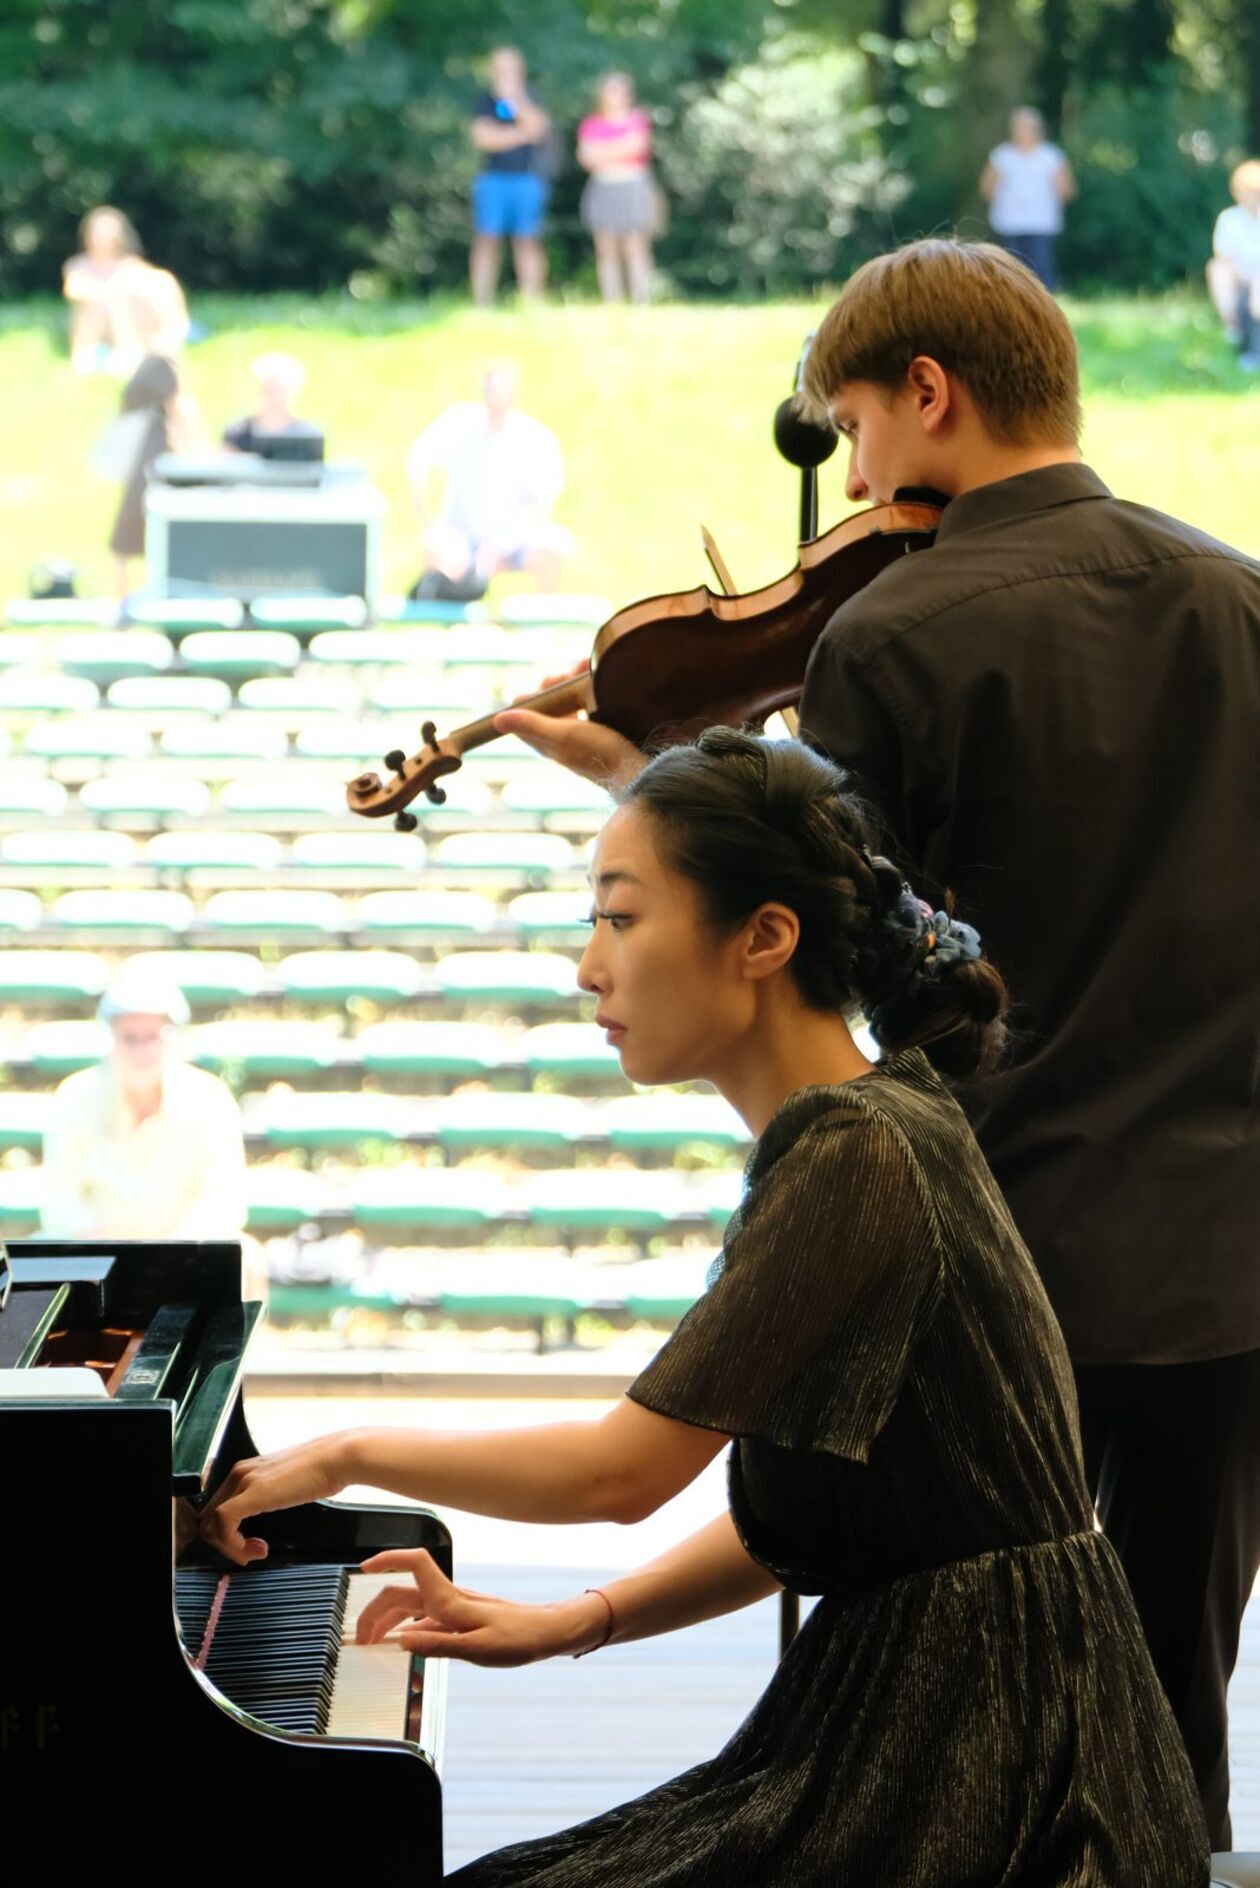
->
[[222, 351, 322, 455], [405, 362, 574, 603]]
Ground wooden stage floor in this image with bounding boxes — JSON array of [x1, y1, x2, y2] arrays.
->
[[248, 1392, 1260, 1873]]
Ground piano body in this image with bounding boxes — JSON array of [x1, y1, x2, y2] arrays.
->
[[0, 1240, 449, 1873]]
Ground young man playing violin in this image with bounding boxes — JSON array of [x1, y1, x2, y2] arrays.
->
[[497, 237, 1260, 1849]]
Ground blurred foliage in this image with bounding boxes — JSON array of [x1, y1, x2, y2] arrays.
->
[[1059, 75, 1240, 287], [0, 0, 1255, 298]]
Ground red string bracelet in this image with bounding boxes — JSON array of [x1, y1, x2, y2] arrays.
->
[[573, 1586, 615, 1657]]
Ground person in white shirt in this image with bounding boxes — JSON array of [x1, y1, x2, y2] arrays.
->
[[405, 363, 574, 600], [40, 970, 247, 1242], [1208, 160, 1260, 370], [980, 107, 1075, 290]]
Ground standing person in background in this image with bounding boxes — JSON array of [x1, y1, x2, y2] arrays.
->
[[96, 353, 186, 601], [980, 106, 1075, 289], [1207, 160, 1260, 370], [41, 971, 247, 1243], [62, 206, 190, 376], [578, 72, 660, 304], [469, 47, 551, 306]]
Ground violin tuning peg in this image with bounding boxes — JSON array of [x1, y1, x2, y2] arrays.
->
[[425, 785, 447, 807], [421, 720, 439, 749], [384, 749, 406, 774], [394, 811, 419, 833]]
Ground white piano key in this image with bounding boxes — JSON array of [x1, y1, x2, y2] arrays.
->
[[326, 1572, 415, 1741]]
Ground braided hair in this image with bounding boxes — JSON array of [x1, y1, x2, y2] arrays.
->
[[622, 728, 1008, 1081]]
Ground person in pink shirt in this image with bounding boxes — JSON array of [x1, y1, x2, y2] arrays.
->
[[577, 73, 660, 303]]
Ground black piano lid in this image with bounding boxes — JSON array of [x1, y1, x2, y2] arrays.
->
[[7, 1254, 116, 1319], [172, 1300, 263, 1495], [5, 1240, 241, 1327]]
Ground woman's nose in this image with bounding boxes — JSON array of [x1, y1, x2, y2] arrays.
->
[[576, 934, 604, 995]]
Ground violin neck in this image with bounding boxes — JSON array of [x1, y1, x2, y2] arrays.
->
[[445, 671, 596, 756]]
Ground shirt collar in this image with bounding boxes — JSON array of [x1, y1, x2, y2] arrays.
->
[[103, 1057, 169, 1131], [932, 462, 1111, 545]]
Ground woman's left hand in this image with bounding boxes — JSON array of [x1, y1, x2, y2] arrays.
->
[[356, 1550, 606, 1667], [199, 1433, 353, 1564]]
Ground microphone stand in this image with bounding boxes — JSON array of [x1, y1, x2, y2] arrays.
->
[[769, 339, 837, 1661], [799, 458, 819, 548]]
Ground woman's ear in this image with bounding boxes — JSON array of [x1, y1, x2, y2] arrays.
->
[[740, 903, 800, 982]]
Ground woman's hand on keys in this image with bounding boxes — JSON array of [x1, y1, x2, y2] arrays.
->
[[355, 1549, 612, 1667], [200, 1433, 353, 1564]]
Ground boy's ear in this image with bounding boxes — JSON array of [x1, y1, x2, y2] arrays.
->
[[906, 355, 953, 434]]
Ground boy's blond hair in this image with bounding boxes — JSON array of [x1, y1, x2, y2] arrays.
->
[[802, 238, 1081, 447]]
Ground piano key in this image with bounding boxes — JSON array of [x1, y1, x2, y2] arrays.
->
[[175, 1563, 422, 1743], [327, 1571, 421, 1742]]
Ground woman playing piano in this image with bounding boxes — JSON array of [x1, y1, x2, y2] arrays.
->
[[204, 730, 1209, 1886]]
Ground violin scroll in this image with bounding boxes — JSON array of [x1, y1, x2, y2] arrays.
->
[[346, 723, 465, 822]]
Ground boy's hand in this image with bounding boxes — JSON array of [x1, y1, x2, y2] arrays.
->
[[495, 660, 645, 789]]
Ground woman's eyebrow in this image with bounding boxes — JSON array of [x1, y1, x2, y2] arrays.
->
[[593, 869, 642, 890]]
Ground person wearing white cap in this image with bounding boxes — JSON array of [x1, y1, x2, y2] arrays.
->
[[40, 968, 247, 1241]]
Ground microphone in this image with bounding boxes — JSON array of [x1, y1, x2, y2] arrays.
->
[[773, 397, 839, 468], [772, 331, 838, 469]]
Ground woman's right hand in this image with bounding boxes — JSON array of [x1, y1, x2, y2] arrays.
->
[[494, 660, 646, 789], [355, 1549, 611, 1666]]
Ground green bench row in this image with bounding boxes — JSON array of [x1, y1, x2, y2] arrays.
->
[[0, 672, 600, 729], [0, 1086, 748, 1153], [0, 1016, 625, 1078], [0, 896, 589, 952], [6, 591, 611, 635], [0, 947, 590, 1011], [0, 827, 588, 875], [267, 1252, 712, 1330], [0, 623, 594, 686], [0, 718, 565, 771], [0, 763, 603, 826], [0, 1164, 740, 1237]]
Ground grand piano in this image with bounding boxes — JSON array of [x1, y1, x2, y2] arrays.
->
[[0, 1240, 449, 1873]]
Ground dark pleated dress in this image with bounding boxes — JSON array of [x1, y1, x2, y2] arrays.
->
[[448, 1052, 1210, 1887]]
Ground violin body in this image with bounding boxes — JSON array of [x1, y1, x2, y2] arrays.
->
[[589, 500, 940, 748], [347, 500, 940, 821]]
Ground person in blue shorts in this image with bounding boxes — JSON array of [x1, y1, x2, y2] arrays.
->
[[470, 47, 552, 306]]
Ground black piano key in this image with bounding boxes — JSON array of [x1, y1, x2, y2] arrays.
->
[[175, 1562, 352, 1736]]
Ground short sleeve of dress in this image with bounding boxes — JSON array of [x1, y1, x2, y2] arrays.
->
[[628, 1100, 943, 1463]]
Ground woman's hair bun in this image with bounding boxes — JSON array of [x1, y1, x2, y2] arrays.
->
[[624, 728, 1009, 1080]]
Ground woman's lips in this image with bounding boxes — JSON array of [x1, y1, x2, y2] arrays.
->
[[595, 1013, 626, 1041]]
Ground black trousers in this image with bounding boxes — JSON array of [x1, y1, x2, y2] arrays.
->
[[1075, 1351, 1260, 1848]]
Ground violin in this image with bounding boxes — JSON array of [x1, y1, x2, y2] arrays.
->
[[346, 498, 941, 824]]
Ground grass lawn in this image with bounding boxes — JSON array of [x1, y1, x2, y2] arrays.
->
[[2, 290, 1257, 612]]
